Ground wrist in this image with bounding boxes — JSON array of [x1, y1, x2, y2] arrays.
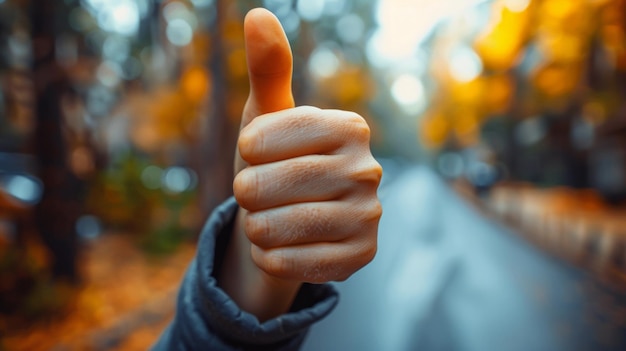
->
[[218, 207, 302, 322]]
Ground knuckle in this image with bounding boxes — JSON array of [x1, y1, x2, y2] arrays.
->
[[370, 160, 384, 184], [238, 127, 264, 164], [233, 170, 258, 210], [237, 130, 254, 161], [354, 241, 377, 270], [362, 242, 378, 264], [245, 213, 271, 247], [257, 250, 293, 279], [359, 248, 377, 270], [332, 245, 376, 282], [351, 158, 383, 187], [364, 199, 383, 222], [342, 112, 371, 143]]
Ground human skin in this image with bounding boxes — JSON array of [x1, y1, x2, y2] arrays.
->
[[218, 8, 383, 322]]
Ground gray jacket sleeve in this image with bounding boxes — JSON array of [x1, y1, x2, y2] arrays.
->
[[152, 197, 339, 350]]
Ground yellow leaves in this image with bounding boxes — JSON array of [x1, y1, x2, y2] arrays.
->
[[541, 0, 578, 22], [599, 0, 626, 70], [533, 0, 598, 67], [224, 19, 244, 43], [476, 35, 523, 71], [190, 33, 212, 63], [602, 24, 626, 50], [227, 48, 248, 78], [601, 23, 626, 70], [5, 235, 197, 351], [420, 114, 450, 149], [335, 69, 371, 104], [181, 65, 210, 103], [129, 64, 210, 153], [420, 71, 515, 150], [538, 34, 586, 62], [485, 74, 515, 114], [131, 89, 188, 152], [419, 111, 481, 150], [316, 67, 373, 106], [533, 63, 581, 97], [583, 101, 608, 124], [450, 78, 485, 106], [475, 1, 531, 70], [453, 112, 481, 147]]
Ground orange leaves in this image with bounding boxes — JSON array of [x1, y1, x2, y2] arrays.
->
[[181, 65, 210, 103]]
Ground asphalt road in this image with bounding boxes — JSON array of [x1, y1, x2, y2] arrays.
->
[[302, 160, 626, 351]]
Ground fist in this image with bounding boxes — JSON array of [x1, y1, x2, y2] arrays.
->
[[234, 106, 382, 283]]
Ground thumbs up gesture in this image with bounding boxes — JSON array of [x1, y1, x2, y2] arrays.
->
[[219, 8, 382, 321]]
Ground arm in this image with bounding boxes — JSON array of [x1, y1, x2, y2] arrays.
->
[[219, 8, 382, 323], [155, 7, 382, 349], [152, 198, 338, 351]]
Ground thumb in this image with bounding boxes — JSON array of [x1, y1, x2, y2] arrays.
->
[[236, 8, 295, 173]]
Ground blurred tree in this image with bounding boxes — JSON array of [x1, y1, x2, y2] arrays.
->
[[199, 0, 238, 214], [415, 0, 626, 197], [30, 0, 81, 281]]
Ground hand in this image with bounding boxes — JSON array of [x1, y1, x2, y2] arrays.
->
[[219, 8, 382, 321]]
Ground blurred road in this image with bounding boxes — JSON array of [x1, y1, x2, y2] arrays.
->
[[302, 160, 626, 351]]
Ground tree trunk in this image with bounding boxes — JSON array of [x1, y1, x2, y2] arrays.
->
[[199, 0, 237, 215], [31, 0, 79, 281]]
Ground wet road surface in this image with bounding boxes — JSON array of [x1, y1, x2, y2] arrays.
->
[[302, 161, 626, 351]]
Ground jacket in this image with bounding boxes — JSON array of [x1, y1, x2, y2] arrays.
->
[[152, 197, 338, 350]]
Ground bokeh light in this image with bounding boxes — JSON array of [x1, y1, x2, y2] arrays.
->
[[309, 45, 341, 79], [83, 0, 140, 36], [297, 0, 325, 22], [391, 74, 427, 114], [166, 18, 194, 46]]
